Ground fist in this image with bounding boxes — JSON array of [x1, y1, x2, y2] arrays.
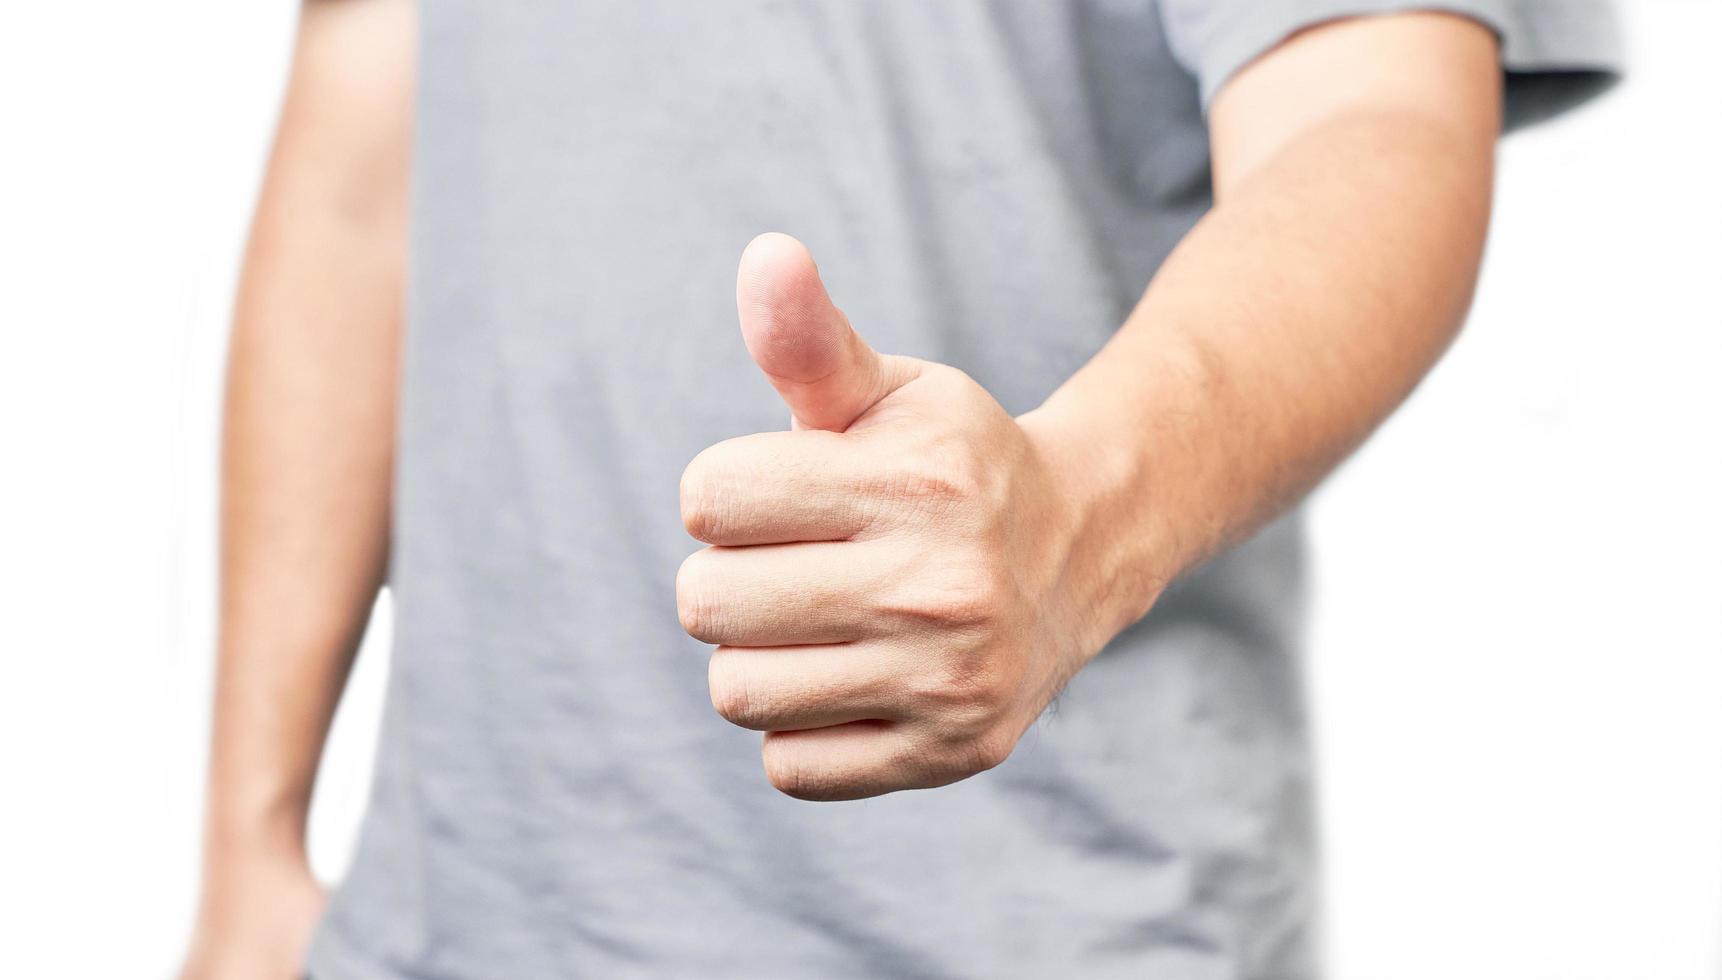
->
[[678, 233, 1101, 801]]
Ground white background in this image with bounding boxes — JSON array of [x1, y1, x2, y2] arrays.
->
[[1, 1, 1717, 977]]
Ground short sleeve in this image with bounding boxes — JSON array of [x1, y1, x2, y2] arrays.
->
[[1156, 0, 1624, 132]]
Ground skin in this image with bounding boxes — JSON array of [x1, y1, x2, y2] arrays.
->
[[682, 12, 1501, 801], [183, 3, 1499, 973], [179, 0, 412, 977]]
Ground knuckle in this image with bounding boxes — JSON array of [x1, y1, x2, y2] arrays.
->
[[873, 370, 1014, 525], [927, 660, 1011, 728], [679, 451, 729, 542], [950, 652, 1013, 709], [895, 462, 975, 507], [911, 561, 1008, 630], [707, 653, 768, 730], [885, 447, 983, 516], [761, 740, 832, 801], [899, 723, 1009, 788], [967, 727, 1016, 773], [675, 552, 722, 641]]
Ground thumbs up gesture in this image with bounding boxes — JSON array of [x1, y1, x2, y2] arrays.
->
[[678, 234, 1109, 801]]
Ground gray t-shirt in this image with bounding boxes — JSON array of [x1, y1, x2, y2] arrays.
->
[[308, 2, 1618, 977]]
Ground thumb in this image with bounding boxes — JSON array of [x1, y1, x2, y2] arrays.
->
[[735, 232, 912, 432]]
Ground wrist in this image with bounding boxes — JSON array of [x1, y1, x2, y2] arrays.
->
[[182, 853, 325, 979], [201, 792, 313, 886], [199, 836, 314, 896], [1019, 400, 1177, 656]]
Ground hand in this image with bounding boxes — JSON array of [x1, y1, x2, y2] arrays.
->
[[678, 233, 1118, 801], [178, 854, 326, 980]]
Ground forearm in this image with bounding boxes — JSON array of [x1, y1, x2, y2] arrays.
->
[[1028, 68, 1498, 641], [207, 217, 400, 863], [199, 0, 412, 883]]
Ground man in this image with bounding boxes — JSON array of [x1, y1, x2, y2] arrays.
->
[[181, 1, 1619, 977]]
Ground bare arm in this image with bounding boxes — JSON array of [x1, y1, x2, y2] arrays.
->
[[1032, 11, 1501, 637], [182, 0, 413, 975], [677, 12, 1502, 800]]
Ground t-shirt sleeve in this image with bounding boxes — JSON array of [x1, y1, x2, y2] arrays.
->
[[1157, 0, 1623, 131]]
